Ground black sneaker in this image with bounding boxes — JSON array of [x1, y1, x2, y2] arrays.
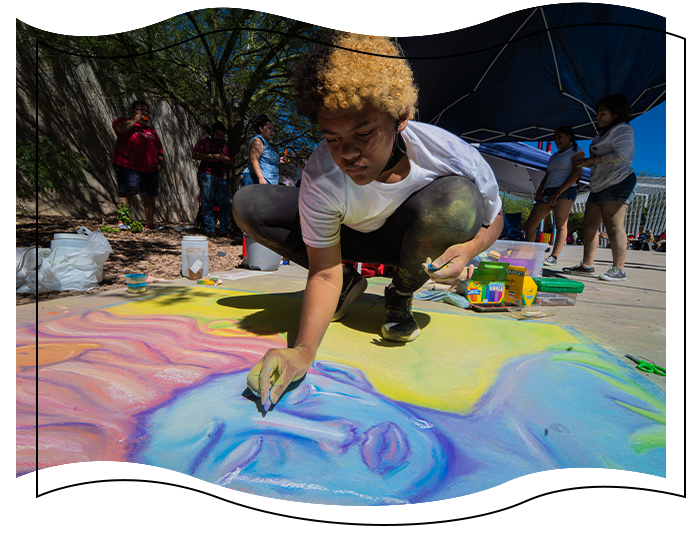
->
[[380, 286, 420, 342], [562, 261, 595, 274], [332, 267, 368, 322], [543, 255, 557, 266]]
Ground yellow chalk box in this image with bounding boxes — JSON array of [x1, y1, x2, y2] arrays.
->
[[504, 265, 537, 306]]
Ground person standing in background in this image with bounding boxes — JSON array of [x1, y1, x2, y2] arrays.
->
[[240, 115, 286, 186], [112, 100, 164, 230], [564, 94, 636, 281], [192, 121, 233, 237], [524, 125, 584, 266]]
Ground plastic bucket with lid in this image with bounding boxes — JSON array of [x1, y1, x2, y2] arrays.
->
[[181, 236, 209, 278], [243, 236, 281, 271], [50, 233, 90, 250]]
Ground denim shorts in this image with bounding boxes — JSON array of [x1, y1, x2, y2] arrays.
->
[[587, 172, 637, 205], [114, 164, 159, 196], [540, 185, 578, 203]]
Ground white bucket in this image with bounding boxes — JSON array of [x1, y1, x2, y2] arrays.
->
[[181, 236, 209, 278], [50, 233, 90, 250], [244, 236, 281, 271]]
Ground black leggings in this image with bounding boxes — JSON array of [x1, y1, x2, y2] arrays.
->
[[232, 176, 484, 293]]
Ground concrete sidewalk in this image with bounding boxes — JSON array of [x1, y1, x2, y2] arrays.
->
[[18, 244, 666, 390]]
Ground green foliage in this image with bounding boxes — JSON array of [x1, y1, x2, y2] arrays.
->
[[99, 225, 121, 233], [16, 135, 88, 212], [633, 169, 662, 178], [115, 202, 132, 225], [500, 193, 535, 226], [115, 203, 144, 233], [24, 10, 329, 175], [500, 192, 584, 236]]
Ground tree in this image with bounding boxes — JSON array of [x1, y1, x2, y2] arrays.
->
[[500, 192, 534, 227], [16, 135, 88, 213], [23, 9, 330, 176]]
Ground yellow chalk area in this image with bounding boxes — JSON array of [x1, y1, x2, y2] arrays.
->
[[110, 287, 580, 413]]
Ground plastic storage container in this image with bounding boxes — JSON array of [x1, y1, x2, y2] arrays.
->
[[532, 278, 585, 293], [243, 236, 282, 271], [469, 240, 548, 277], [535, 292, 577, 306], [125, 273, 146, 285], [126, 282, 148, 294], [181, 236, 209, 279], [125, 274, 147, 294], [532, 277, 584, 306], [50, 233, 90, 250]]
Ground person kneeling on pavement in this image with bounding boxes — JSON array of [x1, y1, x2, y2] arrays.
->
[[192, 121, 234, 237], [233, 33, 503, 409]]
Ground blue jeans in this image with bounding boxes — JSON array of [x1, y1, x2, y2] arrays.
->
[[198, 172, 231, 233]]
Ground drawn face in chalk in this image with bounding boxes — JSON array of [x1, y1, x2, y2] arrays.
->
[[132, 362, 449, 505]]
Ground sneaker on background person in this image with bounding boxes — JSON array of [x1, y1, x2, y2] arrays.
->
[[562, 261, 595, 274], [599, 266, 627, 281], [543, 255, 557, 266]]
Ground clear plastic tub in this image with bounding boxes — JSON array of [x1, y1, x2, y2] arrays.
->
[[468, 240, 548, 277], [126, 282, 147, 294], [534, 292, 578, 306], [181, 236, 209, 278]]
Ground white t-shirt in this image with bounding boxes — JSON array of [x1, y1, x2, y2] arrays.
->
[[545, 145, 584, 188], [588, 123, 635, 193], [299, 121, 502, 248]]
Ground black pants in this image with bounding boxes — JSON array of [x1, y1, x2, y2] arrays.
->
[[232, 176, 484, 293]]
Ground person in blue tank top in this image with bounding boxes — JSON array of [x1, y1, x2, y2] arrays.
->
[[240, 115, 286, 186]]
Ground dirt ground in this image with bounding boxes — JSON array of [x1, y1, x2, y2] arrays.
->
[[16, 215, 244, 305]]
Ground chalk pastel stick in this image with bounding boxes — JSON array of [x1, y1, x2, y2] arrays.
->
[[263, 394, 272, 412]]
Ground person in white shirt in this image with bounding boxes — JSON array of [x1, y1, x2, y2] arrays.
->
[[525, 126, 585, 266], [563, 94, 636, 281], [233, 32, 503, 408]]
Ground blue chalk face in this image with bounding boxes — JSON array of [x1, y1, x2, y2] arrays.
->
[[131, 350, 666, 505], [132, 362, 450, 505]]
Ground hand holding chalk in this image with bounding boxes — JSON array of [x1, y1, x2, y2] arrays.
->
[[246, 346, 314, 411], [422, 243, 476, 284]]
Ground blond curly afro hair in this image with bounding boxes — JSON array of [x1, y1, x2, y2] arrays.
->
[[294, 32, 418, 123]]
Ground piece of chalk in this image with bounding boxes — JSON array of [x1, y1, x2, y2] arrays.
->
[[263, 396, 271, 412]]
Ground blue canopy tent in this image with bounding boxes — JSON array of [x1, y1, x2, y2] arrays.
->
[[476, 142, 590, 200], [397, 3, 664, 243], [397, 3, 665, 142]]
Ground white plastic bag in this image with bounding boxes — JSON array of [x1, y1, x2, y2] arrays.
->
[[16, 247, 54, 293], [16, 228, 113, 293]]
